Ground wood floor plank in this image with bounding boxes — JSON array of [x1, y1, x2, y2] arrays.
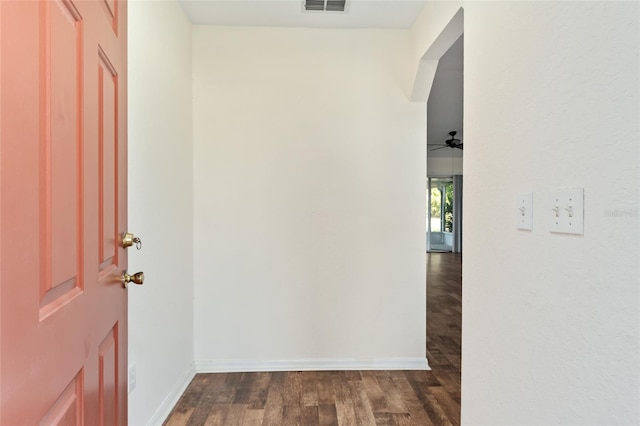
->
[[261, 372, 285, 426], [317, 376, 336, 405], [318, 404, 338, 425], [186, 393, 220, 425], [343, 370, 362, 382], [374, 412, 412, 426], [240, 408, 264, 426], [233, 372, 271, 409], [362, 370, 392, 416], [430, 386, 460, 424], [164, 408, 194, 426], [348, 378, 377, 425], [302, 405, 320, 425], [200, 404, 228, 426], [333, 375, 358, 426], [302, 373, 319, 407], [218, 403, 246, 425], [433, 370, 460, 402], [281, 372, 304, 425], [375, 371, 409, 414], [390, 373, 434, 426], [424, 393, 454, 426]]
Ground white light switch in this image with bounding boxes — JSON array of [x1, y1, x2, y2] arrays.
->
[[517, 193, 533, 230], [550, 188, 584, 235]]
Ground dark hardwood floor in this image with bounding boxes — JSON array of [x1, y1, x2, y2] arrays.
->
[[164, 253, 462, 426]]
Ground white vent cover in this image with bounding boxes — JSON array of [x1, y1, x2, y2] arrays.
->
[[305, 0, 347, 12]]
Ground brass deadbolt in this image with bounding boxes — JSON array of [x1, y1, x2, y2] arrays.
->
[[121, 270, 144, 288], [122, 232, 142, 250]]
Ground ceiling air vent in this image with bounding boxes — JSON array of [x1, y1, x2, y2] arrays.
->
[[305, 0, 346, 12]]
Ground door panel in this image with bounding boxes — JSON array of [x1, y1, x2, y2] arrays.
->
[[48, 0, 82, 293], [98, 325, 118, 426], [0, 0, 128, 424], [41, 0, 84, 319], [98, 50, 118, 270], [40, 371, 84, 426], [101, 0, 118, 33]]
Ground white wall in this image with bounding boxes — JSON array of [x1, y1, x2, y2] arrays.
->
[[414, 2, 640, 424], [426, 32, 463, 177], [427, 156, 463, 176], [193, 26, 427, 369], [128, 1, 194, 424]]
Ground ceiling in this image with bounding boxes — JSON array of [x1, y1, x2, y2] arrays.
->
[[178, 0, 426, 28], [427, 34, 464, 158]]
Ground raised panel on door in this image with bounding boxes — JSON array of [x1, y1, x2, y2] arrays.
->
[[101, 0, 118, 34], [98, 325, 118, 426], [40, 0, 84, 320], [39, 370, 84, 426], [98, 48, 119, 274]]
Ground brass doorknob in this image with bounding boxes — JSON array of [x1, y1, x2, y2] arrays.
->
[[121, 270, 144, 288], [121, 232, 142, 249]]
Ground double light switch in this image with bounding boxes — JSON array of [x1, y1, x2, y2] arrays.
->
[[550, 188, 584, 235]]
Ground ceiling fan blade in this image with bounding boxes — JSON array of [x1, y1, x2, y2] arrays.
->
[[429, 146, 448, 151]]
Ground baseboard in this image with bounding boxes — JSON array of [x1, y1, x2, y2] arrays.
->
[[147, 362, 196, 426], [195, 358, 429, 373]]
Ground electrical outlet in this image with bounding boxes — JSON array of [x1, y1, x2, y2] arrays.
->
[[517, 193, 533, 230], [550, 188, 584, 235], [128, 363, 136, 394]]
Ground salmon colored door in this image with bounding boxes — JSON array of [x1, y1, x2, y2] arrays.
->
[[0, 0, 128, 424]]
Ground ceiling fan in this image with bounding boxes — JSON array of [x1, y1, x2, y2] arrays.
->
[[429, 131, 463, 151]]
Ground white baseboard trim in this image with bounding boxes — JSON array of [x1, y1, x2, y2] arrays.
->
[[147, 362, 196, 426], [195, 358, 429, 373]]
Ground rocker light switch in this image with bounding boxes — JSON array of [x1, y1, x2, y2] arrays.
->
[[550, 188, 584, 235], [517, 193, 533, 230]]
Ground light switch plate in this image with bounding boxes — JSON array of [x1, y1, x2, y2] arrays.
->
[[550, 188, 584, 235], [517, 193, 533, 230]]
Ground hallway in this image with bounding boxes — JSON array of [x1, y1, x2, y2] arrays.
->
[[425, 253, 462, 415], [164, 254, 462, 425]]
